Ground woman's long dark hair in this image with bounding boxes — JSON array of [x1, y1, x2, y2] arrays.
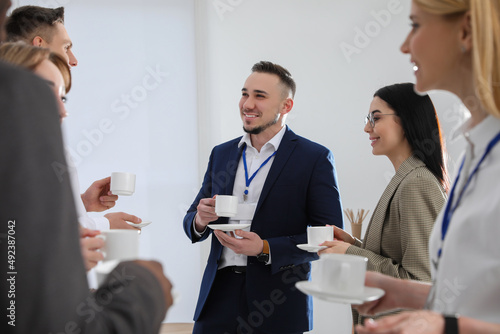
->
[[374, 83, 449, 192]]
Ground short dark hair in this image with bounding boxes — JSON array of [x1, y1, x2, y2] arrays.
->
[[251, 61, 296, 98], [6, 6, 64, 43], [374, 83, 449, 192]]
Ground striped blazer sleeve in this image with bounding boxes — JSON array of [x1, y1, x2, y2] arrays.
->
[[346, 170, 446, 280]]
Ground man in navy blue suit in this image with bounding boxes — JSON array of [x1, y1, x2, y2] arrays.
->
[[183, 61, 343, 334]]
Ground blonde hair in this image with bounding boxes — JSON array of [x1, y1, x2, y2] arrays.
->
[[49, 52, 71, 93], [0, 41, 71, 93], [415, 0, 500, 118], [0, 41, 50, 71]]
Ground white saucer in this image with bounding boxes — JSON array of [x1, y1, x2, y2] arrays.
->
[[296, 244, 327, 252], [208, 224, 251, 232], [295, 281, 385, 304], [126, 221, 152, 228]]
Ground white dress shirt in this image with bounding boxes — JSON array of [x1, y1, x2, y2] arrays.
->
[[218, 126, 287, 269], [65, 151, 110, 288], [193, 126, 287, 269], [428, 115, 500, 323]]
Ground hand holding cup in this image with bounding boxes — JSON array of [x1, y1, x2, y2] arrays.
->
[[110, 172, 136, 196]]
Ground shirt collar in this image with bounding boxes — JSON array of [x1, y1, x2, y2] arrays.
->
[[238, 125, 287, 152], [454, 115, 500, 156]]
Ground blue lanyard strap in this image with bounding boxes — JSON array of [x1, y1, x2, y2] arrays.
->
[[242, 145, 276, 199], [438, 130, 500, 258]]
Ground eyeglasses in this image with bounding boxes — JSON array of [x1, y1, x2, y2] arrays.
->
[[364, 113, 397, 128]]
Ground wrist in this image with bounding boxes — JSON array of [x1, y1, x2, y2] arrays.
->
[[443, 314, 459, 334], [81, 194, 90, 211], [194, 213, 207, 233], [256, 240, 270, 263]]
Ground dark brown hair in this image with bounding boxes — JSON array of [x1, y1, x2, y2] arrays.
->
[[6, 6, 64, 43], [251, 61, 296, 98]]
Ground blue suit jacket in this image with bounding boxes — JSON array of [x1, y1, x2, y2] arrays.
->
[[183, 127, 343, 333]]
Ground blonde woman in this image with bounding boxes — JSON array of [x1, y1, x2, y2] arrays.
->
[[355, 1, 500, 333], [0, 42, 106, 271], [0, 42, 70, 121]]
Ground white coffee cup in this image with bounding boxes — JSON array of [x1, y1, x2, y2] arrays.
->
[[315, 253, 368, 295], [97, 229, 140, 262], [94, 260, 119, 286], [307, 226, 333, 246], [110, 172, 136, 196], [215, 195, 239, 217]]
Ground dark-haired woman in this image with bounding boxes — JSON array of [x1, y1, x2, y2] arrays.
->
[[319, 82, 448, 323]]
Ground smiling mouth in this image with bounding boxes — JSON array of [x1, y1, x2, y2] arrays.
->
[[243, 112, 258, 118], [370, 138, 379, 146]]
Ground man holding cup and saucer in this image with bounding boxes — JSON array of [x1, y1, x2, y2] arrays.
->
[[183, 61, 343, 334]]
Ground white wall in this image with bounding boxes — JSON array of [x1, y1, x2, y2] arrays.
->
[[11, 0, 469, 331]]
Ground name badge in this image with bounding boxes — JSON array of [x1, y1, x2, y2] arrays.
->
[[233, 203, 257, 221]]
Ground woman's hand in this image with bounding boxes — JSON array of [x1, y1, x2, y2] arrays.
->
[[354, 272, 431, 316], [355, 310, 444, 334], [318, 240, 351, 255], [317, 226, 355, 255], [333, 226, 356, 244]]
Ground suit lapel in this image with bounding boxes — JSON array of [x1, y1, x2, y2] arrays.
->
[[363, 156, 426, 253], [255, 127, 298, 213], [223, 140, 244, 195]]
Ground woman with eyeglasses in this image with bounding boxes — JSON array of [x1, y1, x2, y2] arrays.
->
[[319, 82, 448, 325], [354, 0, 500, 333]]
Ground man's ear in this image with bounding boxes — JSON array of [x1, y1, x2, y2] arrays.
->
[[31, 36, 44, 47], [281, 98, 294, 115]]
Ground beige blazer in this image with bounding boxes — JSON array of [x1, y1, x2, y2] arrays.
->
[[347, 155, 447, 281]]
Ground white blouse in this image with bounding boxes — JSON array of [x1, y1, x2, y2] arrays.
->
[[428, 115, 500, 323]]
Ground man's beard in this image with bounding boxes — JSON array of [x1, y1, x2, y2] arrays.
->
[[243, 113, 280, 135]]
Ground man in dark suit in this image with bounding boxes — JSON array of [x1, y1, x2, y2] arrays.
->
[[183, 61, 344, 334], [0, 1, 173, 331]]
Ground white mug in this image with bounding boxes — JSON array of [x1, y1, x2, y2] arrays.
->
[[110, 172, 136, 196], [94, 260, 119, 286], [97, 229, 140, 262], [315, 253, 367, 295], [215, 195, 239, 217], [307, 226, 333, 246]]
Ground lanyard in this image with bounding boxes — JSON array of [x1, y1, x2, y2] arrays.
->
[[242, 145, 276, 202], [438, 131, 500, 259]]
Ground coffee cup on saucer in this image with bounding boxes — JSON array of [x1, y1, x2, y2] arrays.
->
[[315, 253, 368, 296], [307, 226, 333, 246]]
